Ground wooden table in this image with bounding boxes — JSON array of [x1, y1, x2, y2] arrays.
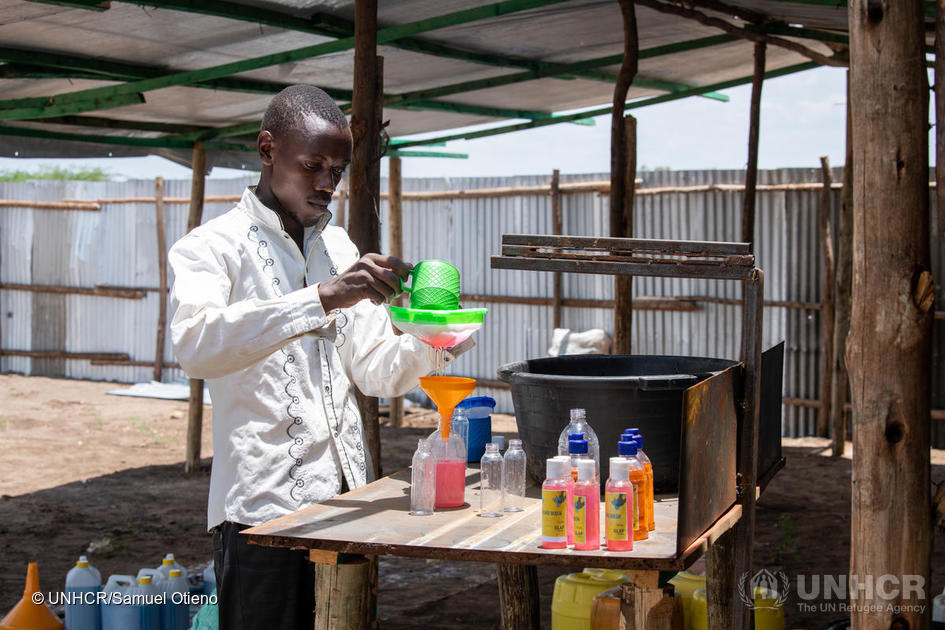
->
[[245, 467, 743, 628]]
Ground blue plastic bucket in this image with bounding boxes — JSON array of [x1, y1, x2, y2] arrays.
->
[[457, 396, 496, 462]]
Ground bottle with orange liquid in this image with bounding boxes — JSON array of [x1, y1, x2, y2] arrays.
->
[[622, 430, 655, 531], [616, 440, 648, 541], [604, 457, 634, 551]]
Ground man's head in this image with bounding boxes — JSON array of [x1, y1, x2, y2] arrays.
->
[[256, 85, 352, 230]]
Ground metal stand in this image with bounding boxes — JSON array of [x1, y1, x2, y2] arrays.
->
[[491, 234, 765, 630]]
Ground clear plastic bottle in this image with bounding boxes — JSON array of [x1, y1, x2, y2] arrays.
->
[[572, 458, 600, 551], [451, 408, 469, 462], [426, 429, 467, 508], [605, 457, 634, 551], [479, 443, 505, 517], [541, 457, 571, 549], [558, 408, 600, 480], [503, 438, 527, 512], [410, 438, 436, 515], [617, 440, 649, 541]]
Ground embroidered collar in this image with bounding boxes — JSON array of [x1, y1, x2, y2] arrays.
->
[[241, 186, 333, 236]]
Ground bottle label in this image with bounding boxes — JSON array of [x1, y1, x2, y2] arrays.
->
[[605, 491, 629, 541], [542, 489, 567, 542], [573, 494, 586, 545]]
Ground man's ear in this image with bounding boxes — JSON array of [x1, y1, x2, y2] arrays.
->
[[257, 130, 275, 166]]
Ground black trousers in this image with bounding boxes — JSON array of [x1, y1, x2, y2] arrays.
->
[[213, 520, 315, 630]]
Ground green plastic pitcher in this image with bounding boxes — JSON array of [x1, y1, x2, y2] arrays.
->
[[400, 259, 460, 310]]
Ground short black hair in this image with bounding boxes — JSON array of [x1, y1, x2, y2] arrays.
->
[[260, 85, 348, 139]]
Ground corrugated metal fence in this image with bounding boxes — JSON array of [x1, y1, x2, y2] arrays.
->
[[2, 169, 942, 442]]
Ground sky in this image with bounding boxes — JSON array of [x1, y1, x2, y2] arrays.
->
[[0, 65, 865, 182]]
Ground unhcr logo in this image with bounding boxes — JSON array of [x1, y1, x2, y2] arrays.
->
[[737, 569, 791, 610]]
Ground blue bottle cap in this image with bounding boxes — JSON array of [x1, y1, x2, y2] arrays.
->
[[624, 428, 640, 435], [568, 432, 584, 440], [634, 436, 644, 449], [617, 440, 638, 457], [568, 438, 588, 454]]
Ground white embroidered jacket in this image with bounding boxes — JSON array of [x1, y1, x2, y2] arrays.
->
[[169, 188, 449, 530]]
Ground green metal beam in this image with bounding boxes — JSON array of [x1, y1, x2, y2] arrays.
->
[[25, 0, 110, 10], [392, 61, 820, 149], [0, 123, 257, 152], [386, 150, 468, 159], [0, 93, 146, 121], [746, 23, 848, 45], [16, 114, 206, 134], [0, 0, 573, 117], [384, 35, 737, 108]]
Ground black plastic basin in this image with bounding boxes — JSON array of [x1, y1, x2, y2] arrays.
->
[[497, 354, 738, 492]]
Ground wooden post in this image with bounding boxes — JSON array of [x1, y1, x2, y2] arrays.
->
[[938, 0, 945, 245], [496, 564, 539, 630], [338, 6, 381, 629], [731, 269, 764, 630], [611, 0, 638, 355], [153, 177, 167, 383], [388, 155, 405, 428], [619, 573, 662, 630], [336, 178, 347, 230], [816, 157, 835, 437], [185, 142, 207, 474], [705, 528, 736, 630], [741, 41, 765, 245], [831, 74, 854, 458], [551, 169, 564, 329], [849, 2, 933, 628], [313, 557, 370, 630]]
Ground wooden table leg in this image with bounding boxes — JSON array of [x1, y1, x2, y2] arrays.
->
[[312, 551, 370, 630], [496, 564, 540, 630], [706, 527, 736, 630]]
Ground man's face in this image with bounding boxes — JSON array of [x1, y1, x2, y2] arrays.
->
[[259, 114, 352, 227]]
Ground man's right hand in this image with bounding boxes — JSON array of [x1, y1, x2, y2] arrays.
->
[[318, 253, 411, 312]]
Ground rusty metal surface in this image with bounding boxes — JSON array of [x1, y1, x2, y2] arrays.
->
[[676, 364, 739, 556], [758, 341, 785, 486]]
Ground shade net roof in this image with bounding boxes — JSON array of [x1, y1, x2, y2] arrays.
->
[[0, 0, 912, 170]]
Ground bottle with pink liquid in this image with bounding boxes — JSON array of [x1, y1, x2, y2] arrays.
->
[[572, 458, 600, 551], [605, 457, 635, 551], [553, 455, 575, 545], [541, 457, 571, 549], [426, 430, 467, 508]]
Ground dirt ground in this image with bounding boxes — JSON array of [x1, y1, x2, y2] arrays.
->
[[1, 373, 944, 629]]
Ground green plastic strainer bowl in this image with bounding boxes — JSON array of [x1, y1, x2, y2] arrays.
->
[[389, 306, 487, 349]]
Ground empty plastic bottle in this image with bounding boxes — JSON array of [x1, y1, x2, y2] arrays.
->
[[558, 408, 600, 480], [479, 442, 505, 517], [450, 407, 469, 462], [503, 438, 527, 512], [65, 555, 102, 630], [410, 438, 436, 516]]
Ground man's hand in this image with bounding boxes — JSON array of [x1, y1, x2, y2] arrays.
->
[[319, 253, 411, 311]]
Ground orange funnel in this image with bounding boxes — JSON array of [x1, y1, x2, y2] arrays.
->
[[0, 562, 63, 630], [419, 376, 476, 440]]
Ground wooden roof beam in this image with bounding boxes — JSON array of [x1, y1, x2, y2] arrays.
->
[[635, 0, 848, 67]]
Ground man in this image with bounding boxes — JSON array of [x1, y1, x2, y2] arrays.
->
[[169, 85, 459, 628]]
